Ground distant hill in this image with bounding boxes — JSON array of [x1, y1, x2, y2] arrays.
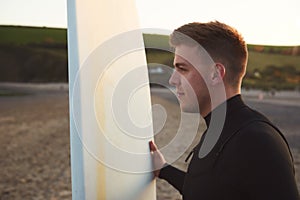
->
[[0, 26, 67, 82], [0, 25, 67, 45], [0, 25, 299, 90]]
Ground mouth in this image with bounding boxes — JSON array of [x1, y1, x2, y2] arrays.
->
[[177, 91, 185, 99]]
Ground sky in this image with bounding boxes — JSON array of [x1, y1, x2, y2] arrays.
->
[[0, 0, 299, 45]]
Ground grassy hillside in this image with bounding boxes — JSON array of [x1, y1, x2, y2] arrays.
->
[[143, 34, 170, 50], [0, 25, 299, 90], [247, 51, 300, 72], [0, 25, 67, 45], [0, 26, 67, 82]]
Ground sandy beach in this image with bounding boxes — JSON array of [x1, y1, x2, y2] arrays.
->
[[0, 83, 299, 199]]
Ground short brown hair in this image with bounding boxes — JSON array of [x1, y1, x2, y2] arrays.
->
[[170, 21, 248, 87]]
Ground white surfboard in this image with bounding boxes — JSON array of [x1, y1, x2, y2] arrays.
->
[[67, 0, 156, 199]]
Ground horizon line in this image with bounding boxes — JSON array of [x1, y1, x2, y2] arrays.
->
[[1, 24, 300, 47]]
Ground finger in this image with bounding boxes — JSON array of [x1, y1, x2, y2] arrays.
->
[[149, 140, 157, 152]]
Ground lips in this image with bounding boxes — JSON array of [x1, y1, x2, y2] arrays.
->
[[177, 91, 185, 98]]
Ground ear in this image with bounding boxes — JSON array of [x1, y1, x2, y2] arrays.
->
[[211, 63, 225, 85]]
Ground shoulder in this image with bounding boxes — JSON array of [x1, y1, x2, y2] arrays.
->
[[223, 114, 298, 198], [236, 120, 286, 150], [222, 105, 283, 150], [234, 120, 288, 155], [229, 120, 294, 173]]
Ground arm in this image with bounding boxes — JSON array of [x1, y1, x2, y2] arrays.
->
[[159, 164, 186, 194], [149, 141, 186, 194]]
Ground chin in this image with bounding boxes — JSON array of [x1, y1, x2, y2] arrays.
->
[[180, 104, 200, 113]]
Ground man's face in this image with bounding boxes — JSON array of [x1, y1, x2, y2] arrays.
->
[[169, 45, 212, 115]]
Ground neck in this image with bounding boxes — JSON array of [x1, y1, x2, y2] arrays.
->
[[201, 85, 241, 118], [226, 86, 241, 100]]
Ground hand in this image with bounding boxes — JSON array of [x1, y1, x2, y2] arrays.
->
[[149, 140, 167, 177]]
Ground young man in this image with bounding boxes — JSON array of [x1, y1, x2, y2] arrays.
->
[[149, 21, 299, 200]]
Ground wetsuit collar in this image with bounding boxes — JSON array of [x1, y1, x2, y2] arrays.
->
[[204, 94, 245, 127]]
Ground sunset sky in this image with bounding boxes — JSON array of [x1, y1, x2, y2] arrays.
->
[[0, 0, 299, 45]]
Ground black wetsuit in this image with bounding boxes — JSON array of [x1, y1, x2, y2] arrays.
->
[[159, 95, 299, 200]]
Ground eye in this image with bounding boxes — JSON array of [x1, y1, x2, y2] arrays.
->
[[177, 66, 187, 72]]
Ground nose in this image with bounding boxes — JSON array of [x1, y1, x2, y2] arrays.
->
[[169, 69, 180, 86]]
